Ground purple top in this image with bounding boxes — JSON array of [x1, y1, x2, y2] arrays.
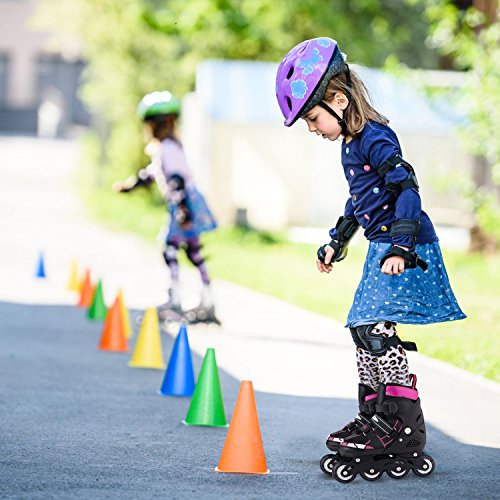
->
[[330, 121, 438, 248]]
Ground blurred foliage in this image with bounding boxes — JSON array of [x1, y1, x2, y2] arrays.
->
[[34, 0, 439, 182], [82, 174, 500, 380], [419, 0, 500, 247]]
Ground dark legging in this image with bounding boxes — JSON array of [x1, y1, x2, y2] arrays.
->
[[163, 236, 210, 285]]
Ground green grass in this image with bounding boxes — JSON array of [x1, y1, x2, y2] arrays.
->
[[81, 172, 500, 383]]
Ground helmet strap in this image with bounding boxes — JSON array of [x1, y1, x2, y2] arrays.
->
[[318, 101, 348, 137]]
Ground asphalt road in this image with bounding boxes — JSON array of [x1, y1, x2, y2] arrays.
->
[[0, 136, 499, 499]]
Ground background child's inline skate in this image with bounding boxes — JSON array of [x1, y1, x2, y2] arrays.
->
[[183, 304, 221, 326]]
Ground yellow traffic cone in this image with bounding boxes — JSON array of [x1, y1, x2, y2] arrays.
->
[[67, 260, 80, 292], [118, 289, 132, 339], [128, 307, 165, 369]]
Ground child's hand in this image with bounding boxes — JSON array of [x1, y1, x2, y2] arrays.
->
[[316, 245, 335, 273], [381, 245, 408, 275], [111, 181, 125, 193], [381, 256, 405, 275]]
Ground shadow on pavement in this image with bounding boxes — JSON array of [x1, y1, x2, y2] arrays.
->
[[0, 301, 498, 499]]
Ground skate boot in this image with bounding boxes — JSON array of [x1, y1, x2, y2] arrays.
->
[[332, 375, 435, 483], [320, 384, 376, 475], [183, 304, 221, 325], [157, 300, 183, 324], [154, 287, 183, 325]]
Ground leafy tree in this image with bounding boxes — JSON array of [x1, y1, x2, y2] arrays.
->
[[419, 0, 500, 249], [142, 0, 438, 67], [34, 0, 439, 185]]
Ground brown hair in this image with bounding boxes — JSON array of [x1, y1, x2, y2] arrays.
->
[[323, 68, 388, 138], [146, 114, 180, 143]]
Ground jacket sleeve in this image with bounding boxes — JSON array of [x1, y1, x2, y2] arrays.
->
[[167, 174, 192, 225], [364, 130, 421, 249], [385, 167, 421, 248], [328, 197, 356, 239], [118, 168, 155, 192]]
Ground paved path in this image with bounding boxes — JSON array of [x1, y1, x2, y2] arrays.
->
[[0, 136, 499, 499]]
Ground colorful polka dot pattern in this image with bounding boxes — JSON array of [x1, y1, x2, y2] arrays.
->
[[345, 241, 466, 327]]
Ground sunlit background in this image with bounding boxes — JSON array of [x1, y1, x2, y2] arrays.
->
[[0, 0, 498, 378]]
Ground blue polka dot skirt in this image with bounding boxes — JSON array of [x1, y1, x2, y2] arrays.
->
[[346, 241, 467, 328], [167, 186, 217, 240]]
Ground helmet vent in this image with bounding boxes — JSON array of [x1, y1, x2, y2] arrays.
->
[[286, 96, 292, 111], [286, 66, 294, 79]]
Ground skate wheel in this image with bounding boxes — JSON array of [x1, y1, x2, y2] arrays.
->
[[134, 314, 143, 326], [413, 455, 435, 477], [360, 469, 383, 481], [332, 462, 356, 483], [387, 465, 410, 479], [185, 310, 196, 322], [319, 454, 338, 475]]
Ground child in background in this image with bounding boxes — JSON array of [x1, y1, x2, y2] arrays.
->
[[276, 37, 465, 482], [113, 91, 220, 325]]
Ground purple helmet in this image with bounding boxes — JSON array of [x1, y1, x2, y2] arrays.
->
[[276, 37, 347, 127]]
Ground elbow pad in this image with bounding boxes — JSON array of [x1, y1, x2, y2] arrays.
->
[[167, 174, 185, 191], [317, 216, 360, 264], [378, 155, 419, 195]]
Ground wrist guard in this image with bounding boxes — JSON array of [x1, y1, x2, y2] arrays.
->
[[317, 216, 360, 264], [379, 245, 428, 271]]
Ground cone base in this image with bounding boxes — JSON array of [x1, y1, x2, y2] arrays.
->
[[157, 390, 194, 398], [128, 361, 165, 370], [214, 467, 269, 475], [99, 347, 128, 353], [182, 419, 229, 428], [88, 315, 107, 321]]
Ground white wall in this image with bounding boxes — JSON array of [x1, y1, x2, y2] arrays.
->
[[0, 0, 48, 106], [182, 91, 474, 231]]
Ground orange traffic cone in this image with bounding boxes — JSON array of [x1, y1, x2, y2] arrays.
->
[[98, 296, 128, 352], [77, 269, 94, 308], [216, 380, 269, 474]]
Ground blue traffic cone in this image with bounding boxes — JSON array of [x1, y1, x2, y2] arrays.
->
[[35, 251, 46, 278], [158, 323, 195, 397]]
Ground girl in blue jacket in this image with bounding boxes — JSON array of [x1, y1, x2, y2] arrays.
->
[[276, 37, 465, 482]]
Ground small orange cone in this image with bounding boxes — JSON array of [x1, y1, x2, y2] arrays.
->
[[216, 380, 269, 474], [118, 289, 132, 339], [98, 296, 128, 352], [77, 269, 94, 308]]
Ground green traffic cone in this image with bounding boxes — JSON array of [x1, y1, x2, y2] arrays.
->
[[87, 279, 107, 321], [182, 348, 227, 427]]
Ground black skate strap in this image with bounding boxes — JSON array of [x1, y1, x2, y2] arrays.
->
[[355, 414, 371, 425], [359, 401, 375, 414], [375, 401, 399, 415], [371, 414, 393, 435]]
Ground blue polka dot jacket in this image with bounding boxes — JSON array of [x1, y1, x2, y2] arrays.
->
[[330, 121, 438, 249]]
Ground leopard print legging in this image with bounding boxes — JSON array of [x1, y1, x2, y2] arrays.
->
[[356, 321, 411, 390]]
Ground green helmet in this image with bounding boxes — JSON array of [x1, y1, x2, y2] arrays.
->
[[137, 91, 181, 120]]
